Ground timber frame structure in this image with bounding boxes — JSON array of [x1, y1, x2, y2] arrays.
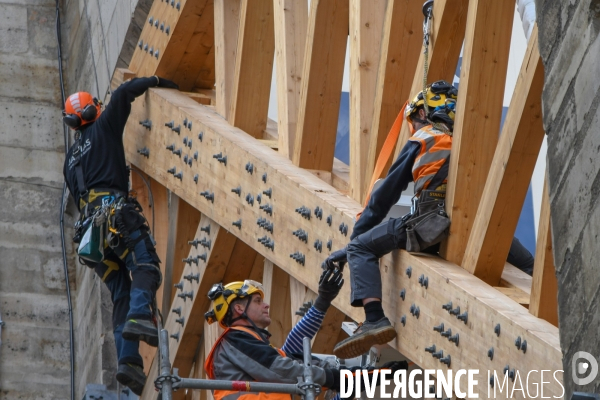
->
[[113, 0, 561, 398]]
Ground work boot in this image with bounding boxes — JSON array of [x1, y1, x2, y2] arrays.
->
[[122, 318, 159, 347], [333, 317, 397, 359], [116, 363, 146, 396]]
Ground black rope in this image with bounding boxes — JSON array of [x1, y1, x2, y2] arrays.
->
[[55, 1, 75, 399]]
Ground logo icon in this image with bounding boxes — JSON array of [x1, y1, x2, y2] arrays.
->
[[572, 351, 599, 386]]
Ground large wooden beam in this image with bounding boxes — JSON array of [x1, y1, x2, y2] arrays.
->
[[129, 0, 215, 91], [214, 0, 241, 119], [274, 0, 308, 159], [121, 84, 562, 394], [441, 0, 515, 265], [140, 215, 238, 400], [393, 0, 469, 160], [381, 252, 562, 397], [462, 27, 545, 285], [292, 0, 349, 171], [529, 176, 558, 326], [366, 0, 423, 187], [228, 0, 275, 138], [348, 0, 386, 203]]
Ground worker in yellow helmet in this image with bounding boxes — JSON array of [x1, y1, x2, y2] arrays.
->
[[326, 81, 534, 359], [204, 271, 344, 400]]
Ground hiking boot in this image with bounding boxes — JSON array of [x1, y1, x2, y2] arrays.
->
[[122, 318, 159, 347], [116, 363, 146, 396], [333, 317, 397, 359]]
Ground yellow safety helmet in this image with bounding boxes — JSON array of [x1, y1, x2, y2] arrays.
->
[[405, 80, 458, 131], [204, 280, 265, 329]]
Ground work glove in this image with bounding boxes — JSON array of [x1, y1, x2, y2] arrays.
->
[[313, 269, 344, 312], [154, 76, 179, 90], [322, 247, 348, 271]]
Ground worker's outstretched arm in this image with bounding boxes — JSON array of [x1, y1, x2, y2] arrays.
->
[[103, 76, 178, 137], [350, 141, 419, 239], [282, 269, 344, 355]]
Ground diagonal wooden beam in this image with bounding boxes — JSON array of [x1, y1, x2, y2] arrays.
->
[[311, 305, 346, 354], [129, 0, 215, 91], [140, 215, 237, 400], [120, 82, 563, 394], [214, 0, 241, 119], [529, 175, 558, 326], [228, 0, 275, 138], [292, 0, 349, 171], [163, 195, 201, 314], [289, 275, 308, 325], [348, 0, 386, 203], [462, 26, 544, 284], [274, 0, 309, 159], [392, 0, 469, 160], [287, 279, 345, 354], [365, 0, 423, 188], [131, 168, 169, 372], [440, 0, 515, 265], [263, 260, 292, 346]]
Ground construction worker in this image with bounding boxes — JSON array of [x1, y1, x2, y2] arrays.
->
[[203, 270, 345, 400], [327, 81, 535, 359], [62, 76, 179, 394]]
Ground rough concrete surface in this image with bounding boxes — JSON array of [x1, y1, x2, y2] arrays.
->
[[0, 0, 145, 398], [537, 0, 600, 396]]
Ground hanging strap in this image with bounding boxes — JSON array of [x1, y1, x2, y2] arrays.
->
[[72, 135, 87, 197], [357, 101, 408, 220]]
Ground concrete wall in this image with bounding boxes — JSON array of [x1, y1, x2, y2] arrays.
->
[[0, 0, 149, 398], [536, 0, 600, 396], [0, 1, 72, 398]]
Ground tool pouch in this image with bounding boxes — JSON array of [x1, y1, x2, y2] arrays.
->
[[405, 197, 450, 253], [77, 210, 107, 263]]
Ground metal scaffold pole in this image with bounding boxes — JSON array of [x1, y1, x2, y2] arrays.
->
[[155, 329, 321, 399]]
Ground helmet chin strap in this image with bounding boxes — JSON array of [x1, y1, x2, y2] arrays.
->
[[411, 116, 429, 126]]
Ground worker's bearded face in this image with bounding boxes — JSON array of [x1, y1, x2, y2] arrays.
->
[[245, 293, 271, 329]]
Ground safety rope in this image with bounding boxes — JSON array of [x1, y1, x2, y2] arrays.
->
[[421, 1, 452, 136]]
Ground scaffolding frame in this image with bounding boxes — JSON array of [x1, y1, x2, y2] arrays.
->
[[154, 329, 320, 400]]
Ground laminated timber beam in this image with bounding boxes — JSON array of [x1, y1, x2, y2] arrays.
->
[[365, 0, 423, 188], [214, 0, 241, 119], [163, 195, 201, 312], [263, 260, 293, 346], [292, 0, 349, 171], [273, 0, 308, 159], [462, 26, 545, 285], [348, 0, 386, 203], [120, 81, 562, 396], [441, 0, 515, 264], [129, 0, 215, 91], [529, 177, 558, 326], [228, 0, 275, 138]]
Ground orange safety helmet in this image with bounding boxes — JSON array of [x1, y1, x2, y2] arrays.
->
[[62, 92, 102, 129]]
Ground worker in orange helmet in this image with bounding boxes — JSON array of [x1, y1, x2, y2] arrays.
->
[[62, 76, 178, 395]]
